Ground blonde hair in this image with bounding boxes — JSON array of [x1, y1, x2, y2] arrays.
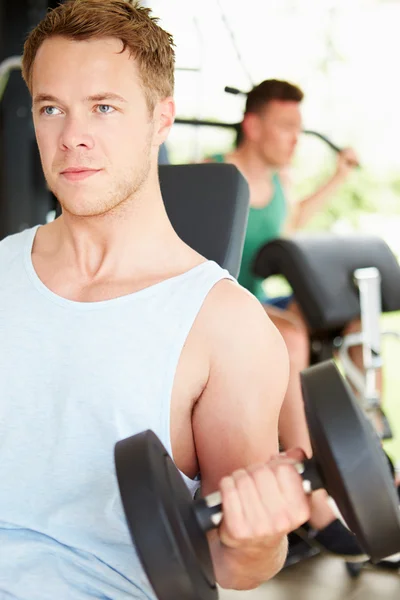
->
[[22, 0, 175, 110]]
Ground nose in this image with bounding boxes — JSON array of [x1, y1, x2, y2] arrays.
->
[[59, 115, 95, 151]]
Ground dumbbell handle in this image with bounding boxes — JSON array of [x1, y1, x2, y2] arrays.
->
[[194, 458, 324, 532]]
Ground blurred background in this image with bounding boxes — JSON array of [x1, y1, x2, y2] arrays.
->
[[146, 0, 400, 465], [150, 0, 400, 237], [1, 0, 400, 461]]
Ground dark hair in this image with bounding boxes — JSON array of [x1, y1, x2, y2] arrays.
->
[[236, 79, 303, 146], [245, 79, 303, 114], [22, 0, 175, 111]]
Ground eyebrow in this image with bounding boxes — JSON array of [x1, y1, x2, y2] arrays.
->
[[32, 92, 127, 106]]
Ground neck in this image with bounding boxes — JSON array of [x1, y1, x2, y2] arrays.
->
[[48, 167, 181, 281], [227, 142, 275, 184]]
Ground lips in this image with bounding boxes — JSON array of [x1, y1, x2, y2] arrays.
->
[[61, 167, 99, 174], [60, 167, 101, 181]]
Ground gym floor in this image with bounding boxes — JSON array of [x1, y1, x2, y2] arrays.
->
[[218, 554, 400, 599]]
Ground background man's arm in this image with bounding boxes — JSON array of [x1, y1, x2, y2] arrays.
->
[[283, 148, 358, 232]]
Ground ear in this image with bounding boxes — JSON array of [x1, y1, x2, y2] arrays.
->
[[153, 97, 175, 146], [241, 113, 261, 143]]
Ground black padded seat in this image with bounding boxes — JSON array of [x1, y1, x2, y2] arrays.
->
[[254, 234, 400, 333], [159, 163, 249, 278]]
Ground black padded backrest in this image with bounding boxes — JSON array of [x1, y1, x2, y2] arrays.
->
[[254, 234, 400, 332], [159, 163, 249, 278]]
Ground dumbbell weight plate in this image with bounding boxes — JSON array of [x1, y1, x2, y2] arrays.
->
[[115, 430, 217, 600], [301, 360, 400, 562]]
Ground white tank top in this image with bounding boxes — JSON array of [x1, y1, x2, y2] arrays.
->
[[0, 225, 234, 599]]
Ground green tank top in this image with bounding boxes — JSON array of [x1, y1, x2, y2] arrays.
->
[[212, 154, 287, 300]]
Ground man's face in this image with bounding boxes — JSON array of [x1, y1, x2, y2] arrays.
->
[[31, 36, 173, 217], [252, 100, 302, 168]]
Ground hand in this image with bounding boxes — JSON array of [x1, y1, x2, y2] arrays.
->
[[217, 449, 311, 553], [334, 147, 359, 179]]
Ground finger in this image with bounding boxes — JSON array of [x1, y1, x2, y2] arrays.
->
[[341, 147, 355, 157], [218, 474, 249, 547], [231, 469, 274, 539], [340, 148, 359, 167], [270, 461, 311, 528], [247, 463, 293, 536], [344, 154, 358, 166], [284, 447, 308, 463]]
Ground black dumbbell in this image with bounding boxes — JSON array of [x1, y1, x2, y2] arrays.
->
[[115, 361, 400, 600]]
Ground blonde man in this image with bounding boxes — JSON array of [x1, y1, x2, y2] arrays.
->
[[0, 1, 314, 599]]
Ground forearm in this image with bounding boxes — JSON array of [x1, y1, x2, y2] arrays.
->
[[292, 173, 346, 230], [208, 530, 288, 590]]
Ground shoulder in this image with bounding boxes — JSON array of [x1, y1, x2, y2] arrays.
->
[[205, 277, 263, 317], [200, 278, 287, 362]]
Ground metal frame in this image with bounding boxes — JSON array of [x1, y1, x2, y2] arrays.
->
[[338, 267, 399, 439], [339, 268, 382, 410]]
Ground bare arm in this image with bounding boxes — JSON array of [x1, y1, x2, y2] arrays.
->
[[192, 282, 308, 590], [285, 148, 359, 232]]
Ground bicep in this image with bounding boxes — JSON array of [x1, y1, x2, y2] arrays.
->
[[192, 288, 289, 495]]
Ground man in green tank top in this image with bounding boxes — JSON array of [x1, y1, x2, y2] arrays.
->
[[210, 80, 364, 560]]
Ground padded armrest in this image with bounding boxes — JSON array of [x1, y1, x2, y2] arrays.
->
[[254, 234, 400, 332]]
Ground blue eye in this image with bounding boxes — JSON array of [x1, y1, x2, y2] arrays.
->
[[98, 105, 114, 114], [43, 106, 60, 116]]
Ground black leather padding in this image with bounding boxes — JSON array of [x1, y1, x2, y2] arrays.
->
[[253, 234, 400, 332], [159, 163, 249, 278]]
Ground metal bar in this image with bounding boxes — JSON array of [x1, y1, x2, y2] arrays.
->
[[338, 332, 367, 400], [354, 267, 382, 372], [302, 129, 342, 153], [173, 119, 349, 161], [337, 267, 383, 416], [352, 267, 383, 412], [175, 67, 201, 72], [174, 117, 239, 130]]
